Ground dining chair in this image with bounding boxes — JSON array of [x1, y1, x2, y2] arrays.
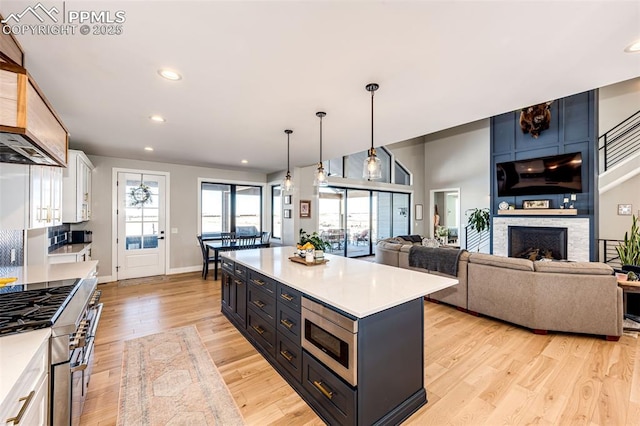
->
[[221, 232, 234, 246], [238, 236, 255, 246], [197, 235, 216, 279], [260, 231, 271, 244]]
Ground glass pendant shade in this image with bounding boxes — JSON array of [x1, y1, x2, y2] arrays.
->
[[282, 129, 294, 193], [314, 163, 328, 187], [363, 148, 382, 180], [282, 172, 294, 193], [314, 111, 329, 187], [363, 83, 382, 180]]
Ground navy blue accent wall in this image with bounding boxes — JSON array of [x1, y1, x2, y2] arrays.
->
[[490, 90, 598, 260]]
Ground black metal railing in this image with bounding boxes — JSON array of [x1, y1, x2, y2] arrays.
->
[[464, 225, 490, 253], [598, 110, 640, 172], [598, 239, 623, 270]]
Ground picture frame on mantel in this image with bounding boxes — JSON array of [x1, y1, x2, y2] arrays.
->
[[523, 199, 550, 209], [300, 200, 311, 218]]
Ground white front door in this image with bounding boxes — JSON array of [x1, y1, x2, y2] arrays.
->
[[116, 172, 167, 279]]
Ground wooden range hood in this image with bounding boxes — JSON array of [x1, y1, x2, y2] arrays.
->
[[0, 61, 68, 167]]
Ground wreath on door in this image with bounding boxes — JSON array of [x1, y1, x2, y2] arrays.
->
[[129, 183, 152, 207]]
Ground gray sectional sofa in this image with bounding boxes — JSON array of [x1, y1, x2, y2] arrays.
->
[[375, 237, 623, 340]]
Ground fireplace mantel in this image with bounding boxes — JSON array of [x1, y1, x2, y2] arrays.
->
[[497, 209, 577, 216], [493, 216, 590, 262]]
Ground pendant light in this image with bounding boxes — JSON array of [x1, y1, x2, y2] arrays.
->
[[282, 129, 294, 193], [363, 83, 382, 180], [314, 111, 329, 187]]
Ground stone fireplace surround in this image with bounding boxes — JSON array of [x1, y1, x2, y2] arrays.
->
[[493, 217, 590, 262]]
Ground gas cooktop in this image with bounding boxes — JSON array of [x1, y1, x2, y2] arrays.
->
[[0, 279, 80, 336]]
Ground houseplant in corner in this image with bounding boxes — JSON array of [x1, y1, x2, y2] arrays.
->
[[616, 215, 640, 276], [465, 207, 490, 252]]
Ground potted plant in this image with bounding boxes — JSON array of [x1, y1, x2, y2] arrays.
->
[[616, 214, 640, 267], [298, 228, 330, 254], [465, 207, 490, 252]]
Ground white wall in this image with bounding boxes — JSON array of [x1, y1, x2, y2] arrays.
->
[[423, 119, 491, 249], [598, 77, 640, 241], [88, 154, 266, 281]]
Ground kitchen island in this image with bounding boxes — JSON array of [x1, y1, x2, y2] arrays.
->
[[221, 246, 458, 425]]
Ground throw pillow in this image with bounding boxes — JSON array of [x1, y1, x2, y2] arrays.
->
[[422, 238, 441, 248]]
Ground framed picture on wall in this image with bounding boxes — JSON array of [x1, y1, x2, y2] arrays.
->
[[284, 195, 292, 205], [415, 204, 423, 221], [618, 204, 632, 215], [284, 209, 291, 219], [300, 200, 311, 218]]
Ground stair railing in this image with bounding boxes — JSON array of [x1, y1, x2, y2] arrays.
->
[[464, 224, 490, 253], [597, 238, 623, 270], [598, 110, 640, 172]]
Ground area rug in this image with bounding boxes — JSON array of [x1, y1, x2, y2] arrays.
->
[[117, 325, 245, 425]]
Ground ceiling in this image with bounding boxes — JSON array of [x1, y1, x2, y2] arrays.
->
[[3, 1, 640, 174]]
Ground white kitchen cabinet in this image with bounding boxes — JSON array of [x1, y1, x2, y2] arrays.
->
[[62, 150, 94, 223], [0, 331, 49, 426], [0, 163, 29, 230], [29, 165, 63, 229]]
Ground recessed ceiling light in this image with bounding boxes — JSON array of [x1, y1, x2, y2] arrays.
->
[[149, 115, 166, 123], [241, 159, 248, 164], [144, 146, 154, 151], [625, 40, 640, 53], [158, 68, 182, 81]]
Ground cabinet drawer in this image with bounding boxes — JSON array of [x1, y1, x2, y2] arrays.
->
[[277, 303, 301, 344], [276, 334, 302, 383], [277, 283, 302, 312], [248, 270, 275, 295], [233, 263, 247, 279], [247, 307, 276, 357], [302, 352, 356, 426], [221, 258, 235, 274], [0, 337, 48, 424], [248, 285, 276, 323]]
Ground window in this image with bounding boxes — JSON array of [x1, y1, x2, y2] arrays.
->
[[200, 182, 262, 237], [344, 147, 403, 184], [272, 185, 282, 239]]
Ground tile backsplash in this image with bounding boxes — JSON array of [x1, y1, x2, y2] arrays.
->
[[0, 230, 24, 267], [48, 224, 70, 253]]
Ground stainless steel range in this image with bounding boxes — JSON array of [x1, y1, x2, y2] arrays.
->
[[0, 276, 102, 425]]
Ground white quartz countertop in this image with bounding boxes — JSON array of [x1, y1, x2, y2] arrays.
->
[[0, 329, 50, 403], [0, 260, 98, 286], [224, 246, 458, 318], [49, 243, 91, 256]]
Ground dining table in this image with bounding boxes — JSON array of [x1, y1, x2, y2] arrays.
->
[[205, 239, 270, 280]]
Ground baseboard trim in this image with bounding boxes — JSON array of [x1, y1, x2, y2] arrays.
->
[[168, 265, 201, 275], [98, 275, 115, 284]]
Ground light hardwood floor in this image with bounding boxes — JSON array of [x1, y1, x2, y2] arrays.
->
[[80, 272, 640, 425]]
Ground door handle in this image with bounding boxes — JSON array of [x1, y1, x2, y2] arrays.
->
[[158, 236, 165, 240]]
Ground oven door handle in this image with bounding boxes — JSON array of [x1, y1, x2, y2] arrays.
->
[[87, 303, 104, 338], [71, 303, 103, 372]]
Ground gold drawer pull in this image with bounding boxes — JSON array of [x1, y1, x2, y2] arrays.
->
[[280, 318, 294, 329], [280, 350, 294, 362], [252, 300, 266, 308], [313, 380, 334, 400], [251, 325, 265, 335], [280, 293, 294, 302], [6, 391, 35, 425], [235, 269, 243, 275], [253, 279, 266, 286]]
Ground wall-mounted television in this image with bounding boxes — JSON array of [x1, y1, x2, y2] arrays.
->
[[496, 152, 583, 197]]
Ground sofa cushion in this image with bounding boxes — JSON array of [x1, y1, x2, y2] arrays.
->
[[468, 253, 534, 271], [533, 261, 613, 275], [376, 241, 403, 251]]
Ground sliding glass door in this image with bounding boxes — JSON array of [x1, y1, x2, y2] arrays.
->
[[319, 187, 410, 258]]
